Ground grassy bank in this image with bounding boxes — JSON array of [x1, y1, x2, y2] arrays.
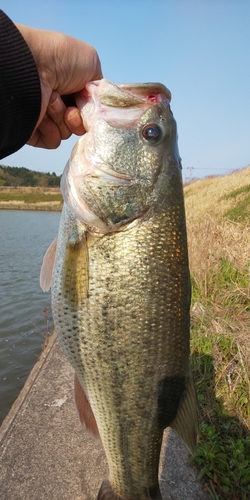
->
[[0, 187, 63, 211], [185, 167, 250, 498]]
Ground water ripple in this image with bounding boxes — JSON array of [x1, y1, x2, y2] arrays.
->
[[0, 210, 60, 424]]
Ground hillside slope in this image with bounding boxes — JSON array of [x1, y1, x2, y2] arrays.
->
[[184, 166, 250, 222], [184, 167, 250, 498], [0, 165, 61, 187]]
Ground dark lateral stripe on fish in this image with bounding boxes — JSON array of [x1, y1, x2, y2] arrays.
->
[[97, 479, 163, 500], [157, 376, 186, 429]]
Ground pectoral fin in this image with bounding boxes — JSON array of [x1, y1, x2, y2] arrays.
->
[[74, 373, 100, 440], [170, 374, 198, 455], [40, 237, 57, 292]]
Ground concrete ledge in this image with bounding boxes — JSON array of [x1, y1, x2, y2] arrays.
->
[[0, 335, 208, 499], [0, 333, 57, 440]]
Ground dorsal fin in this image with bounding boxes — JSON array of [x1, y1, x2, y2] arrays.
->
[[40, 237, 57, 292]]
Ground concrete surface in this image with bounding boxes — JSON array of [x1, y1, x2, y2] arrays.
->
[[0, 334, 209, 500]]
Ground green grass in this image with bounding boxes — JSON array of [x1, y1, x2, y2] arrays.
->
[[0, 192, 63, 204], [223, 184, 250, 222], [190, 259, 250, 498], [191, 327, 250, 499], [193, 420, 250, 498], [223, 184, 250, 199]]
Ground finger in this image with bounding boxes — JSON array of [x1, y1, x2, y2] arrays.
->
[[27, 113, 62, 149], [64, 107, 85, 136], [47, 92, 72, 140]]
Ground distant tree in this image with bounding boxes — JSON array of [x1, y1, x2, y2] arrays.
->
[[48, 174, 61, 187], [0, 165, 61, 187]]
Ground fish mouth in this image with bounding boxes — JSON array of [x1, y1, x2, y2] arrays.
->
[[76, 79, 172, 131], [75, 80, 167, 186], [78, 79, 171, 105], [119, 81, 172, 103], [90, 79, 171, 106]]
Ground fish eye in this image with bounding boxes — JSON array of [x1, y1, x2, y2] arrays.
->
[[142, 123, 162, 142]]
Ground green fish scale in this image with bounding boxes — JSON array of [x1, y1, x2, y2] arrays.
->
[[52, 200, 189, 499]]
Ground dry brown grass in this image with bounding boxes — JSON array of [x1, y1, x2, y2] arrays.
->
[[185, 166, 250, 220], [0, 186, 61, 194], [0, 187, 62, 210], [185, 168, 250, 497], [187, 217, 250, 298]]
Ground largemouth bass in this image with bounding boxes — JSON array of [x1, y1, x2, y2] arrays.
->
[[41, 79, 198, 500]]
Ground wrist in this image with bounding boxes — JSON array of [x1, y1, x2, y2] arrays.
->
[[15, 24, 56, 85], [15, 24, 58, 125]]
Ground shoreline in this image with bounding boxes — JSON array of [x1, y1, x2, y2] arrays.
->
[[0, 204, 61, 211], [0, 187, 62, 211]]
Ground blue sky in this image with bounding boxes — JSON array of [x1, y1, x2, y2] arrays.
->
[[1, 0, 250, 181]]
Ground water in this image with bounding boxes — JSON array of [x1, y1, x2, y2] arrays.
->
[[0, 210, 61, 424]]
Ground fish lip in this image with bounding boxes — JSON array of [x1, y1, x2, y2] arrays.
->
[[76, 80, 172, 126], [86, 79, 146, 107], [119, 82, 172, 102], [86, 79, 172, 105]]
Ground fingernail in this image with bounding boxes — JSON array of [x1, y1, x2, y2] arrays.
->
[[67, 109, 82, 128], [50, 92, 63, 112]]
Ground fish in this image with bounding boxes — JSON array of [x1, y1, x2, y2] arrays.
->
[[40, 78, 198, 500]]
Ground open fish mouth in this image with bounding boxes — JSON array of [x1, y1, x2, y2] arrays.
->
[[86, 79, 171, 106], [77, 79, 172, 131]]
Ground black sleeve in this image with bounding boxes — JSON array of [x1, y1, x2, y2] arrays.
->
[[0, 10, 41, 159]]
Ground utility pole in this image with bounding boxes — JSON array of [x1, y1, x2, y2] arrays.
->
[[187, 166, 193, 179]]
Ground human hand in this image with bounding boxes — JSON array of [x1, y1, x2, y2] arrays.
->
[[16, 24, 102, 149]]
